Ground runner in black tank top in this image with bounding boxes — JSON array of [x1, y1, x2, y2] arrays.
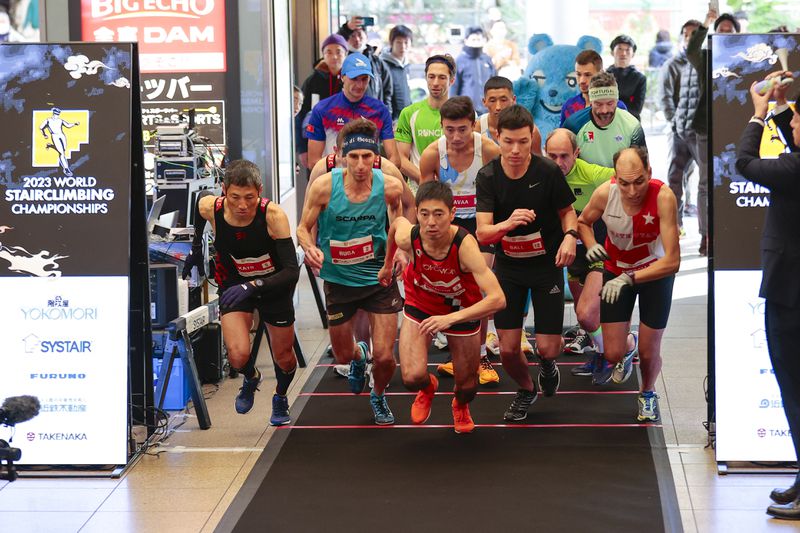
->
[[183, 160, 300, 426]]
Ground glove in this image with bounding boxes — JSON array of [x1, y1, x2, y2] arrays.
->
[[182, 245, 205, 280], [585, 243, 609, 263], [600, 273, 634, 304], [219, 282, 253, 308]]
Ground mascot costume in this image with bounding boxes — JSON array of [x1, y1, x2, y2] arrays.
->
[[513, 34, 603, 148]]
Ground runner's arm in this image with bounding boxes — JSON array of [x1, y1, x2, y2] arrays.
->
[[530, 124, 543, 155], [307, 139, 325, 170], [418, 143, 439, 183], [475, 210, 535, 245], [628, 187, 680, 284], [576, 181, 609, 249], [297, 176, 330, 269], [246, 203, 299, 292], [383, 138, 401, 169], [555, 205, 578, 267], [378, 216, 413, 286], [482, 136, 501, 162], [397, 141, 421, 184]]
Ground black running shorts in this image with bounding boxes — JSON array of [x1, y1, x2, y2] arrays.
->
[[494, 262, 564, 334], [453, 216, 495, 254], [403, 304, 480, 336], [323, 281, 404, 326], [600, 270, 675, 329], [219, 286, 295, 327], [566, 243, 604, 284]]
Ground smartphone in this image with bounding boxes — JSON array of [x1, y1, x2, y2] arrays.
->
[[709, 0, 719, 13], [361, 16, 375, 27]]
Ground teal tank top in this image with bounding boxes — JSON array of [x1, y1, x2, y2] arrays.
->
[[319, 168, 387, 286]]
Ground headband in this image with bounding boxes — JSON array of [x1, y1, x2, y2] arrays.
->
[[588, 86, 619, 102], [341, 133, 379, 155], [425, 56, 455, 75]]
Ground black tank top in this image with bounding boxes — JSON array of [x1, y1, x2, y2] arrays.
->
[[213, 197, 282, 288]]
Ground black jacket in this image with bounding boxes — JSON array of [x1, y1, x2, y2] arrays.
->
[[295, 61, 343, 153], [660, 51, 700, 136], [607, 65, 647, 120], [735, 108, 800, 307], [686, 25, 709, 135], [380, 49, 412, 120]]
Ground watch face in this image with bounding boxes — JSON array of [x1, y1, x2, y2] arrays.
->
[[254, 279, 264, 288]]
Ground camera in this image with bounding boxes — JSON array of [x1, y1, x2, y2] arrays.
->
[[361, 16, 375, 27], [0, 395, 41, 481]]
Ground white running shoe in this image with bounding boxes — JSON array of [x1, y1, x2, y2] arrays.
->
[[433, 332, 449, 350], [486, 331, 500, 356]]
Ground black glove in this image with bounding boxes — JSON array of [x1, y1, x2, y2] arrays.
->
[[182, 245, 205, 280], [219, 282, 253, 308]]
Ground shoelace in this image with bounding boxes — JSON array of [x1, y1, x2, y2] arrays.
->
[[570, 333, 589, 348], [480, 357, 493, 370], [641, 395, 657, 414], [453, 404, 470, 423], [511, 391, 534, 410], [372, 396, 390, 416]]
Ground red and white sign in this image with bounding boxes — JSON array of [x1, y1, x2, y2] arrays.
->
[[80, 0, 227, 73], [233, 254, 276, 277], [330, 236, 375, 265], [501, 231, 545, 259]]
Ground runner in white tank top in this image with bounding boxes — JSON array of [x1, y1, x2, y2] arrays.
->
[[437, 132, 485, 220]]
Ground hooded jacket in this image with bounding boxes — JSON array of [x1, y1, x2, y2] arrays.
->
[[296, 60, 343, 153], [380, 49, 412, 120], [453, 46, 496, 114], [648, 41, 674, 69], [660, 50, 700, 136], [606, 65, 647, 120]]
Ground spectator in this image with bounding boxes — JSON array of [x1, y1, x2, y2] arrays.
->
[[607, 34, 647, 120], [295, 33, 347, 168], [648, 30, 674, 69], [293, 85, 303, 117], [339, 16, 394, 115], [381, 25, 413, 122], [484, 20, 522, 80], [660, 19, 702, 233], [453, 25, 496, 114]]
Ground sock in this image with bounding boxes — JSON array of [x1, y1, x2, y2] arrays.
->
[[424, 373, 437, 393], [274, 362, 296, 396], [242, 366, 259, 381], [641, 390, 655, 397], [480, 343, 487, 356], [488, 320, 496, 334], [538, 356, 557, 376], [590, 326, 604, 353]]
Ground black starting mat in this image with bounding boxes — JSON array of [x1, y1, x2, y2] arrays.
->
[[216, 338, 681, 533]]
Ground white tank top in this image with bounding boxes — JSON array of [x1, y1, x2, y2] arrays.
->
[[478, 113, 496, 143], [438, 132, 484, 219]]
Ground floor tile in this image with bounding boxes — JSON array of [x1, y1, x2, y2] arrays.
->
[[80, 511, 210, 533], [0, 511, 92, 533], [0, 488, 112, 512], [694, 509, 800, 532], [98, 487, 227, 513]]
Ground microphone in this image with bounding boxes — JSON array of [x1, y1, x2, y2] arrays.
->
[[0, 396, 41, 426]]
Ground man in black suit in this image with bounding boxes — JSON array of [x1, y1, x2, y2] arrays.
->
[[736, 71, 800, 520]]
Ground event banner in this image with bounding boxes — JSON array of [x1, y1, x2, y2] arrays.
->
[[0, 42, 133, 465], [711, 33, 799, 462]]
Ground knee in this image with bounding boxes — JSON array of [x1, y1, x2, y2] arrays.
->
[[576, 307, 599, 332], [274, 349, 297, 371], [500, 345, 521, 361], [536, 339, 562, 359], [372, 349, 396, 369], [226, 345, 251, 369]]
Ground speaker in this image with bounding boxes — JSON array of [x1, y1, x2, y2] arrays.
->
[[191, 323, 223, 383]]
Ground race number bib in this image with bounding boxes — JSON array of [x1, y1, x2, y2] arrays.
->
[[501, 231, 545, 258], [453, 194, 476, 218], [233, 253, 276, 276], [330, 235, 375, 265]]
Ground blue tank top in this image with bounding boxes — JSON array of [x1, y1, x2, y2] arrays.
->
[[319, 168, 387, 286]]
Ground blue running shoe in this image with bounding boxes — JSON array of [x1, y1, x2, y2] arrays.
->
[[612, 333, 638, 384], [571, 353, 602, 377], [592, 357, 615, 385], [369, 391, 395, 425], [637, 392, 660, 422], [348, 341, 369, 394], [235, 370, 261, 414], [269, 393, 291, 426]]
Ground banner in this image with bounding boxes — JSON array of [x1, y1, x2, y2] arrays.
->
[[0, 42, 133, 465], [711, 33, 799, 462]]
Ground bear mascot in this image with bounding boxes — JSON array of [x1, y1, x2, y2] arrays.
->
[[513, 34, 603, 148]]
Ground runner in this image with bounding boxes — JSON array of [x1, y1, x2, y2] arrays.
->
[[297, 122, 405, 425], [476, 76, 542, 154], [476, 105, 578, 421], [576, 147, 680, 421], [182, 160, 300, 426], [379, 181, 505, 433], [419, 96, 502, 385]]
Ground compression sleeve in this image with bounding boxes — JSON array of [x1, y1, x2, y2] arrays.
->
[[252, 238, 300, 293], [191, 190, 215, 247]]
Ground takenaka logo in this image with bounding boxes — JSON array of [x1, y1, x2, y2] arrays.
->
[[26, 432, 88, 442], [32, 107, 90, 176]]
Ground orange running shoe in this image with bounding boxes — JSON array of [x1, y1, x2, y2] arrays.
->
[[411, 374, 438, 424], [452, 398, 475, 434]]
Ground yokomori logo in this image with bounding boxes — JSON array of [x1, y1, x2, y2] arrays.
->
[[20, 296, 98, 321], [32, 108, 90, 177], [25, 432, 88, 442], [30, 373, 87, 380], [22, 334, 92, 354]]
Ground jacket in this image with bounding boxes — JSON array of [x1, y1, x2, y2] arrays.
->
[[380, 49, 412, 120], [686, 25, 709, 135], [606, 65, 647, 120], [660, 51, 700, 136], [735, 108, 800, 307], [454, 46, 496, 114], [359, 45, 394, 116], [649, 41, 673, 69]]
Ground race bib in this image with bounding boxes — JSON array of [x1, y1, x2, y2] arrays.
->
[[330, 235, 375, 265], [501, 231, 545, 258], [453, 194, 476, 217], [233, 253, 276, 277]]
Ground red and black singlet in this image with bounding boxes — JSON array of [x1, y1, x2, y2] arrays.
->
[[213, 197, 282, 289], [403, 225, 481, 315]]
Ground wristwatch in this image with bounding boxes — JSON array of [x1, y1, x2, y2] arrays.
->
[[253, 279, 265, 288], [564, 229, 579, 239], [629, 271, 636, 284]]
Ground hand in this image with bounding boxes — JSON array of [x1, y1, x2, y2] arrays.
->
[[771, 71, 794, 105], [304, 246, 324, 270], [585, 243, 609, 263], [347, 16, 364, 31], [419, 314, 455, 336], [392, 249, 409, 275], [600, 273, 633, 304], [555, 236, 576, 267], [704, 7, 717, 28], [220, 282, 254, 308], [377, 264, 394, 287], [182, 245, 205, 280], [503, 209, 536, 231], [749, 80, 773, 118]]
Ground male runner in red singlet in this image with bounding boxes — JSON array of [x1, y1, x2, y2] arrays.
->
[[379, 180, 505, 433], [577, 147, 680, 421]]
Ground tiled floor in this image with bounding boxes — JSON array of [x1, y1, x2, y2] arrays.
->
[[2, 133, 797, 532]]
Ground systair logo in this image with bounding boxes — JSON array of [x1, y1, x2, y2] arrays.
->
[[21, 296, 98, 321], [23, 333, 92, 354]]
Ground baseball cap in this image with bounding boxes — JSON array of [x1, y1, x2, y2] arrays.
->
[[341, 53, 374, 79], [321, 33, 348, 53]]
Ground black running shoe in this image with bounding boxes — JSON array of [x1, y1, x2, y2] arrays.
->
[[537, 358, 560, 397], [503, 387, 538, 421]]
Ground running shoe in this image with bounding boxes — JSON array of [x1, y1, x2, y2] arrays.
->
[[637, 392, 660, 422], [433, 332, 449, 351], [521, 332, 535, 355], [370, 391, 395, 425], [562, 324, 581, 343], [452, 398, 475, 434], [592, 357, 615, 385], [570, 353, 603, 377], [503, 387, 538, 421], [537, 358, 560, 397], [348, 341, 369, 394], [478, 355, 500, 386], [485, 331, 500, 356], [411, 374, 438, 424], [324, 344, 334, 358], [234, 369, 261, 414], [564, 329, 594, 354], [333, 364, 349, 378], [612, 332, 639, 384], [269, 393, 291, 426], [436, 360, 454, 377]]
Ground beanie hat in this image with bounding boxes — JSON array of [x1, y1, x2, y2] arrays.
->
[[321, 34, 348, 52]]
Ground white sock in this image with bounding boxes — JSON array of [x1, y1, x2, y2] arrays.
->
[[590, 326, 604, 353]]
